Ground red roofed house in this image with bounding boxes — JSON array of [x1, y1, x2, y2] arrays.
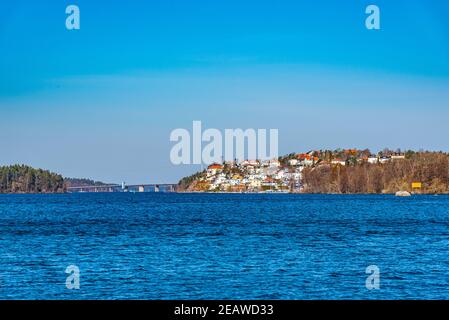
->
[[207, 163, 223, 176]]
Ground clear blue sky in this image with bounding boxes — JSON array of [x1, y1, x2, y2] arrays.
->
[[1, 0, 449, 183]]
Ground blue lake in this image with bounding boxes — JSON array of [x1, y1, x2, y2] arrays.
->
[[1, 193, 449, 299]]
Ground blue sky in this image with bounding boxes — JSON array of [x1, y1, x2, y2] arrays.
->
[[1, 0, 449, 183]]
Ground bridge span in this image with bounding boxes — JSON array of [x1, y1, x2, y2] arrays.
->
[[66, 183, 177, 193]]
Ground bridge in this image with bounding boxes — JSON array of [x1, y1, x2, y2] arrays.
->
[[66, 183, 177, 193]]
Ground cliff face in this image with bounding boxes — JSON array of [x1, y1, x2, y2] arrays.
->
[[302, 152, 449, 194], [177, 170, 207, 192]]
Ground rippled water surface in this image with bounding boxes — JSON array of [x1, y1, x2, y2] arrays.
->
[[1, 193, 449, 299]]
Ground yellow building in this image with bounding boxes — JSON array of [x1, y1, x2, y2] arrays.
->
[[412, 182, 422, 189]]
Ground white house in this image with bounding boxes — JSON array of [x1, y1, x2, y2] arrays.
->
[[228, 179, 241, 186], [331, 159, 346, 166], [379, 157, 391, 164], [269, 159, 280, 167], [260, 160, 270, 167], [207, 164, 223, 177], [214, 174, 227, 184], [368, 156, 378, 164], [391, 154, 405, 160], [274, 170, 286, 180], [249, 180, 261, 188]]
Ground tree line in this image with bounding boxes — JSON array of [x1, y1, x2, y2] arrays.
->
[[302, 152, 449, 194], [64, 177, 109, 188], [0, 165, 64, 193]]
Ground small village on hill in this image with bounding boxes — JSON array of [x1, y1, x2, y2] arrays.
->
[[178, 149, 449, 194]]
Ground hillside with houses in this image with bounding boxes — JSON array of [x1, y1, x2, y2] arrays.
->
[[177, 149, 449, 194]]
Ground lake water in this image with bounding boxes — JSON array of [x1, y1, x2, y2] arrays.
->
[[0, 193, 449, 299]]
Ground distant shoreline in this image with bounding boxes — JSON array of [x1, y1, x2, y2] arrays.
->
[[1, 191, 447, 196], [3, 149, 449, 195]]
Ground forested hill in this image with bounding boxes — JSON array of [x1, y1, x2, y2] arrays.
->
[[63, 178, 110, 188], [302, 151, 449, 194], [0, 165, 64, 193]]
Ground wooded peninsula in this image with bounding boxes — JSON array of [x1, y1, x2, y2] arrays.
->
[[0, 165, 64, 193], [0, 165, 111, 193], [178, 149, 449, 194]]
